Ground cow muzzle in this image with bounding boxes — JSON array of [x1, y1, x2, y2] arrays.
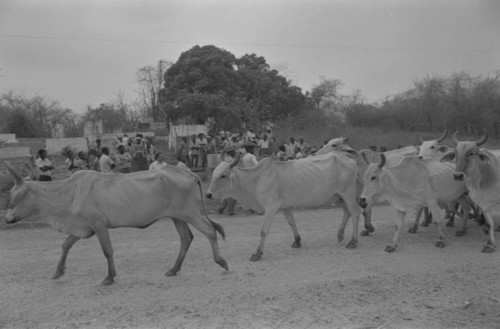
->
[[5, 211, 21, 224], [453, 172, 464, 181], [205, 192, 213, 199], [357, 197, 368, 209]]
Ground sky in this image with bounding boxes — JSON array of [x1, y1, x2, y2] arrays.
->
[[1, 0, 499, 114]]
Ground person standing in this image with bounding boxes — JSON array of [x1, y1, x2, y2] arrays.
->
[[258, 134, 270, 157], [131, 136, 148, 171], [285, 137, 299, 159], [189, 134, 200, 168], [197, 133, 208, 168], [177, 136, 190, 165], [149, 152, 168, 171], [217, 146, 239, 216], [98, 147, 115, 173], [242, 142, 258, 168], [64, 150, 77, 174], [36, 149, 55, 181], [115, 144, 132, 173]]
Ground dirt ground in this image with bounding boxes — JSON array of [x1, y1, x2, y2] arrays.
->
[[1, 206, 500, 329]]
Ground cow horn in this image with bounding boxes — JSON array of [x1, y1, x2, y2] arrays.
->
[[229, 152, 241, 168], [452, 131, 460, 145], [475, 130, 488, 146], [417, 134, 424, 143], [4, 162, 24, 185], [361, 152, 370, 165], [437, 129, 448, 142], [378, 153, 386, 169]]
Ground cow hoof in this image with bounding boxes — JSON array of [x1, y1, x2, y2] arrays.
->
[[384, 245, 396, 253], [165, 269, 178, 277], [216, 258, 229, 271], [337, 234, 344, 243], [408, 226, 418, 234], [250, 254, 261, 262], [481, 245, 496, 253], [360, 230, 370, 237], [446, 220, 454, 227], [435, 240, 446, 248], [346, 240, 357, 249], [100, 277, 114, 286], [52, 268, 65, 280], [291, 241, 301, 248], [455, 229, 466, 237], [365, 225, 375, 233]]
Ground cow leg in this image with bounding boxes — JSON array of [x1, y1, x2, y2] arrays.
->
[[251, 208, 279, 262], [94, 225, 116, 286], [455, 197, 470, 237], [386, 210, 405, 252], [342, 199, 361, 249], [283, 209, 301, 248], [360, 204, 375, 236], [430, 205, 446, 248], [481, 212, 496, 253], [53, 234, 81, 280], [166, 218, 194, 276], [409, 207, 423, 234], [183, 215, 228, 270], [337, 201, 350, 243], [421, 207, 432, 226]]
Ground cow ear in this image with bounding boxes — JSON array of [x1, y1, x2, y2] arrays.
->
[[438, 145, 449, 153], [478, 151, 492, 164], [440, 151, 455, 163]]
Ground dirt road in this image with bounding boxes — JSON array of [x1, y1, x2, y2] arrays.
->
[[1, 206, 499, 329]]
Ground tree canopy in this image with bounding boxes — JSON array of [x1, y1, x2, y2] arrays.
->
[[159, 45, 307, 130]]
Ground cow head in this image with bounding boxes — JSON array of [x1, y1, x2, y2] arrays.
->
[[357, 154, 386, 209], [4, 162, 36, 224], [417, 130, 449, 160], [315, 137, 357, 156], [205, 154, 240, 200], [442, 131, 489, 181]]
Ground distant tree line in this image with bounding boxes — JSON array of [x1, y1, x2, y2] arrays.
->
[[345, 71, 500, 136], [1, 43, 499, 139]]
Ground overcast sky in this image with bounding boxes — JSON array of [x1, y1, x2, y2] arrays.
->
[[1, 0, 499, 114]]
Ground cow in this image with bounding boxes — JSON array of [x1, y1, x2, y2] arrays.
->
[[205, 151, 361, 261], [441, 131, 499, 252], [358, 153, 468, 252], [417, 129, 449, 160], [416, 130, 477, 235], [316, 137, 419, 236], [4, 163, 228, 286]]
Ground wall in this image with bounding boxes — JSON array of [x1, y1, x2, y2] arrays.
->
[[46, 138, 89, 155]]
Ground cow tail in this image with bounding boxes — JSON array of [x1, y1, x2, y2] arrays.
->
[[197, 179, 226, 241]]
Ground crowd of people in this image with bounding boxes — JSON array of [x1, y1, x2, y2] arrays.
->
[[176, 128, 320, 170], [33, 129, 322, 181]]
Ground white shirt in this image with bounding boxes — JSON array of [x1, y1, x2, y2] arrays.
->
[[258, 139, 269, 149], [242, 152, 258, 168], [99, 154, 114, 173], [36, 158, 53, 177], [149, 161, 167, 171]]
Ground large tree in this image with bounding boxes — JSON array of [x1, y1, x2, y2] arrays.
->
[[159, 45, 307, 130]]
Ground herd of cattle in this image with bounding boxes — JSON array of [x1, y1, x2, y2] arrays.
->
[[3, 130, 500, 286]]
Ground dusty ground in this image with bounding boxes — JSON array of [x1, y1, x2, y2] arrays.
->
[[1, 206, 500, 329]]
